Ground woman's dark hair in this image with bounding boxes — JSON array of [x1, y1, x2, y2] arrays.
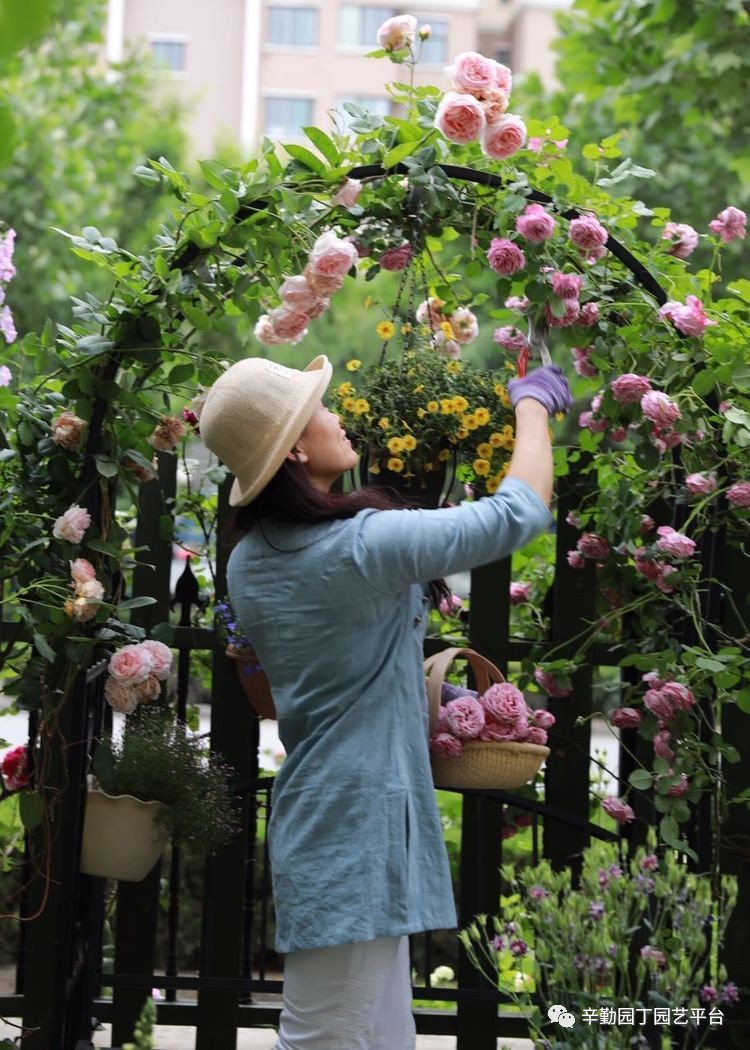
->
[[225, 458, 451, 610]]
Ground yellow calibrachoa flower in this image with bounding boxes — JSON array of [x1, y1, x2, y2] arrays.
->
[[477, 443, 493, 459], [486, 475, 500, 494], [473, 458, 491, 477], [452, 395, 469, 412], [338, 381, 353, 397], [462, 413, 479, 431], [446, 360, 461, 374], [417, 407, 427, 419], [502, 424, 515, 438], [369, 462, 381, 474], [427, 400, 439, 412], [437, 449, 451, 462], [354, 398, 370, 415], [387, 436, 405, 454], [456, 426, 469, 440], [498, 462, 509, 479], [474, 407, 490, 425], [346, 359, 361, 371], [440, 398, 455, 414], [440, 320, 455, 338], [387, 457, 404, 473], [402, 434, 417, 451], [342, 397, 357, 412], [378, 417, 390, 430], [376, 321, 395, 340], [489, 432, 503, 448]]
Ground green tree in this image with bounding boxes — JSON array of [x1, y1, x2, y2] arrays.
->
[[0, 0, 187, 335]]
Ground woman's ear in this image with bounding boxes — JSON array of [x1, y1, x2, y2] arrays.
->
[[286, 447, 308, 464]]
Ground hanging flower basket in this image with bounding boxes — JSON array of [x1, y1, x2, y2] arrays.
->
[[80, 787, 170, 881], [425, 647, 550, 790], [364, 442, 457, 509]]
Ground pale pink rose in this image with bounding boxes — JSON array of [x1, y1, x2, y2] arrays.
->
[[579, 411, 608, 433], [377, 13, 417, 50], [641, 390, 681, 427], [64, 597, 99, 623], [727, 481, 750, 508], [515, 203, 556, 243], [686, 472, 717, 497], [602, 797, 635, 824], [546, 298, 580, 327], [430, 732, 464, 758], [445, 50, 498, 95], [566, 511, 582, 528], [1, 744, 29, 791], [302, 264, 345, 298], [419, 24, 431, 41], [584, 244, 608, 265], [653, 730, 675, 762], [510, 581, 532, 604], [634, 549, 664, 582], [644, 689, 678, 725], [579, 302, 600, 326], [308, 230, 358, 278], [51, 411, 87, 450], [659, 681, 695, 711], [148, 416, 186, 451], [610, 707, 642, 729], [493, 325, 528, 353], [140, 639, 174, 681], [279, 275, 328, 316], [719, 400, 732, 414], [477, 87, 509, 123], [569, 215, 608, 251], [534, 669, 571, 698], [332, 178, 362, 209], [53, 504, 92, 545], [550, 272, 583, 299], [450, 307, 479, 344], [482, 113, 526, 160], [643, 671, 667, 689], [480, 720, 520, 742], [659, 295, 715, 337], [667, 773, 689, 798], [505, 295, 529, 311], [493, 61, 512, 95], [662, 222, 699, 259], [135, 675, 162, 703], [438, 594, 464, 617], [416, 297, 446, 329], [641, 946, 667, 966], [577, 533, 610, 559], [104, 677, 139, 715], [434, 91, 486, 144], [655, 526, 696, 559], [709, 206, 747, 243], [480, 682, 528, 728], [380, 242, 412, 271], [567, 550, 585, 570], [525, 726, 548, 745], [267, 304, 310, 344], [433, 331, 462, 359], [254, 314, 283, 346], [612, 373, 652, 404], [445, 696, 486, 739], [533, 709, 555, 729], [70, 558, 97, 584], [108, 643, 155, 685], [486, 238, 525, 275], [75, 579, 105, 601], [639, 515, 656, 534]]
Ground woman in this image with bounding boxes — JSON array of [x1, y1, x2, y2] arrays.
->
[[200, 353, 571, 1050]]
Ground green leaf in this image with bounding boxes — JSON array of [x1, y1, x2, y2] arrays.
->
[[283, 144, 326, 175], [0, 0, 55, 60], [628, 769, 653, 790], [0, 99, 17, 166], [94, 455, 119, 478], [118, 596, 158, 611], [735, 688, 750, 714], [382, 140, 421, 168], [86, 539, 121, 558], [691, 370, 715, 397], [33, 632, 56, 662], [302, 126, 340, 165], [19, 790, 44, 832], [168, 363, 196, 384]]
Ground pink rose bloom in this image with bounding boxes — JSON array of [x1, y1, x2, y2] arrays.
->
[[525, 726, 548, 745], [1, 744, 29, 791], [267, 304, 309, 344], [433, 331, 462, 359], [643, 671, 666, 689], [63, 596, 97, 623], [611, 373, 652, 404], [416, 296, 446, 329], [438, 594, 464, 617], [566, 511, 582, 528], [70, 558, 97, 584], [279, 275, 328, 316], [254, 314, 283, 346], [659, 295, 715, 337], [653, 730, 675, 762], [504, 295, 529, 312], [659, 681, 695, 711], [686, 472, 717, 497], [569, 215, 608, 251], [546, 298, 580, 328], [141, 639, 174, 681], [446, 51, 498, 94], [53, 504, 92, 545], [639, 515, 656, 534], [610, 426, 627, 442], [434, 91, 486, 144], [136, 675, 162, 703], [534, 669, 571, 698], [148, 416, 186, 451], [662, 221, 699, 259], [436, 706, 451, 732], [75, 579, 105, 601], [577, 533, 611, 559], [303, 264, 345, 298], [667, 773, 689, 798], [332, 178, 362, 209], [644, 689, 678, 725], [611, 707, 642, 729], [308, 230, 358, 278], [641, 946, 667, 966], [532, 710, 556, 731], [108, 643, 155, 685], [709, 206, 747, 243], [450, 307, 479, 344], [445, 696, 486, 739], [493, 325, 528, 353], [727, 481, 750, 508], [0, 229, 16, 283], [655, 526, 696, 559], [482, 113, 526, 160], [493, 61, 512, 95], [380, 242, 412, 271], [579, 411, 608, 433], [550, 272, 583, 299], [377, 13, 417, 50], [641, 390, 681, 427], [601, 797, 635, 824], [634, 550, 662, 581], [510, 581, 532, 604], [430, 732, 464, 758], [480, 720, 522, 742], [579, 302, 600, 326], [572, 347, 597, 378], [515, 203, 556, 243], [486, 237, 525, 276], [51, 411, 87, 450], [476, 87, 510, 124], [104, 677, 139, 715], [567, 550, 585, 570], [481, 682, 528, 727]]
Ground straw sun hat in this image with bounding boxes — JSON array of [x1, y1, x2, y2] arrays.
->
[[199, 355, 333, 507]]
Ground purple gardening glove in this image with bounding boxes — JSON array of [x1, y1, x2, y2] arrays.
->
[[508, 365, 573, 416]]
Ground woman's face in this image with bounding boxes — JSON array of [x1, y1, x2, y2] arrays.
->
[[289, 402, 359, 490]]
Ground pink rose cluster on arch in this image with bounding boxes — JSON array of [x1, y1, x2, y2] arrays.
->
[[64, 558, 105, 624], [429, 679, 555, 758], [105, 640, 174, 716], [416, 296, 479, 359], [0, 228, 17, 345], [254, 230, 358, 346], [434, 50, 526, 161]]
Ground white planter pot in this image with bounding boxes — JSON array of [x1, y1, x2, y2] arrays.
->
[[80, 789, 170, 881]]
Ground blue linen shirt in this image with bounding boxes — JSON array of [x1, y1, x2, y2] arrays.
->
[[227, 476, 553, 954]]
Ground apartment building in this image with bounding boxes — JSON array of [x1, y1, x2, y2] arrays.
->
[[106, 0, 568, 157]]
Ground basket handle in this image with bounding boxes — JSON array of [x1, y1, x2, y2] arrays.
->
[[425, 647, 506, 736]]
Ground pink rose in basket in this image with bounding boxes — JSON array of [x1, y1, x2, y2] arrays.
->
[[429, 733, 464, 758], [444, 696, 486, 739], [532, 709, 556, 730], [480, 720, 522, 742], [524, 726, 548, 746], [480, 682, 527, 728]]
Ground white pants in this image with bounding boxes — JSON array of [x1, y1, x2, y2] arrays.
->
[[276, 935, 416, 1050]]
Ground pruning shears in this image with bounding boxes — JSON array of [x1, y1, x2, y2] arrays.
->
[[517, 315, 552, 377]]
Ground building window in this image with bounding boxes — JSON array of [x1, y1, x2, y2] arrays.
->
[[265, 96, 315, 138], [420, 20, 448, 64], [335, 95, 392, 131], [339, 5, 394, 47], [267, 6, 319, 47], [150, 38, 186, 72]]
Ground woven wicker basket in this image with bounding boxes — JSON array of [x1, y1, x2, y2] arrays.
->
[[425, 647, 550, 791]]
